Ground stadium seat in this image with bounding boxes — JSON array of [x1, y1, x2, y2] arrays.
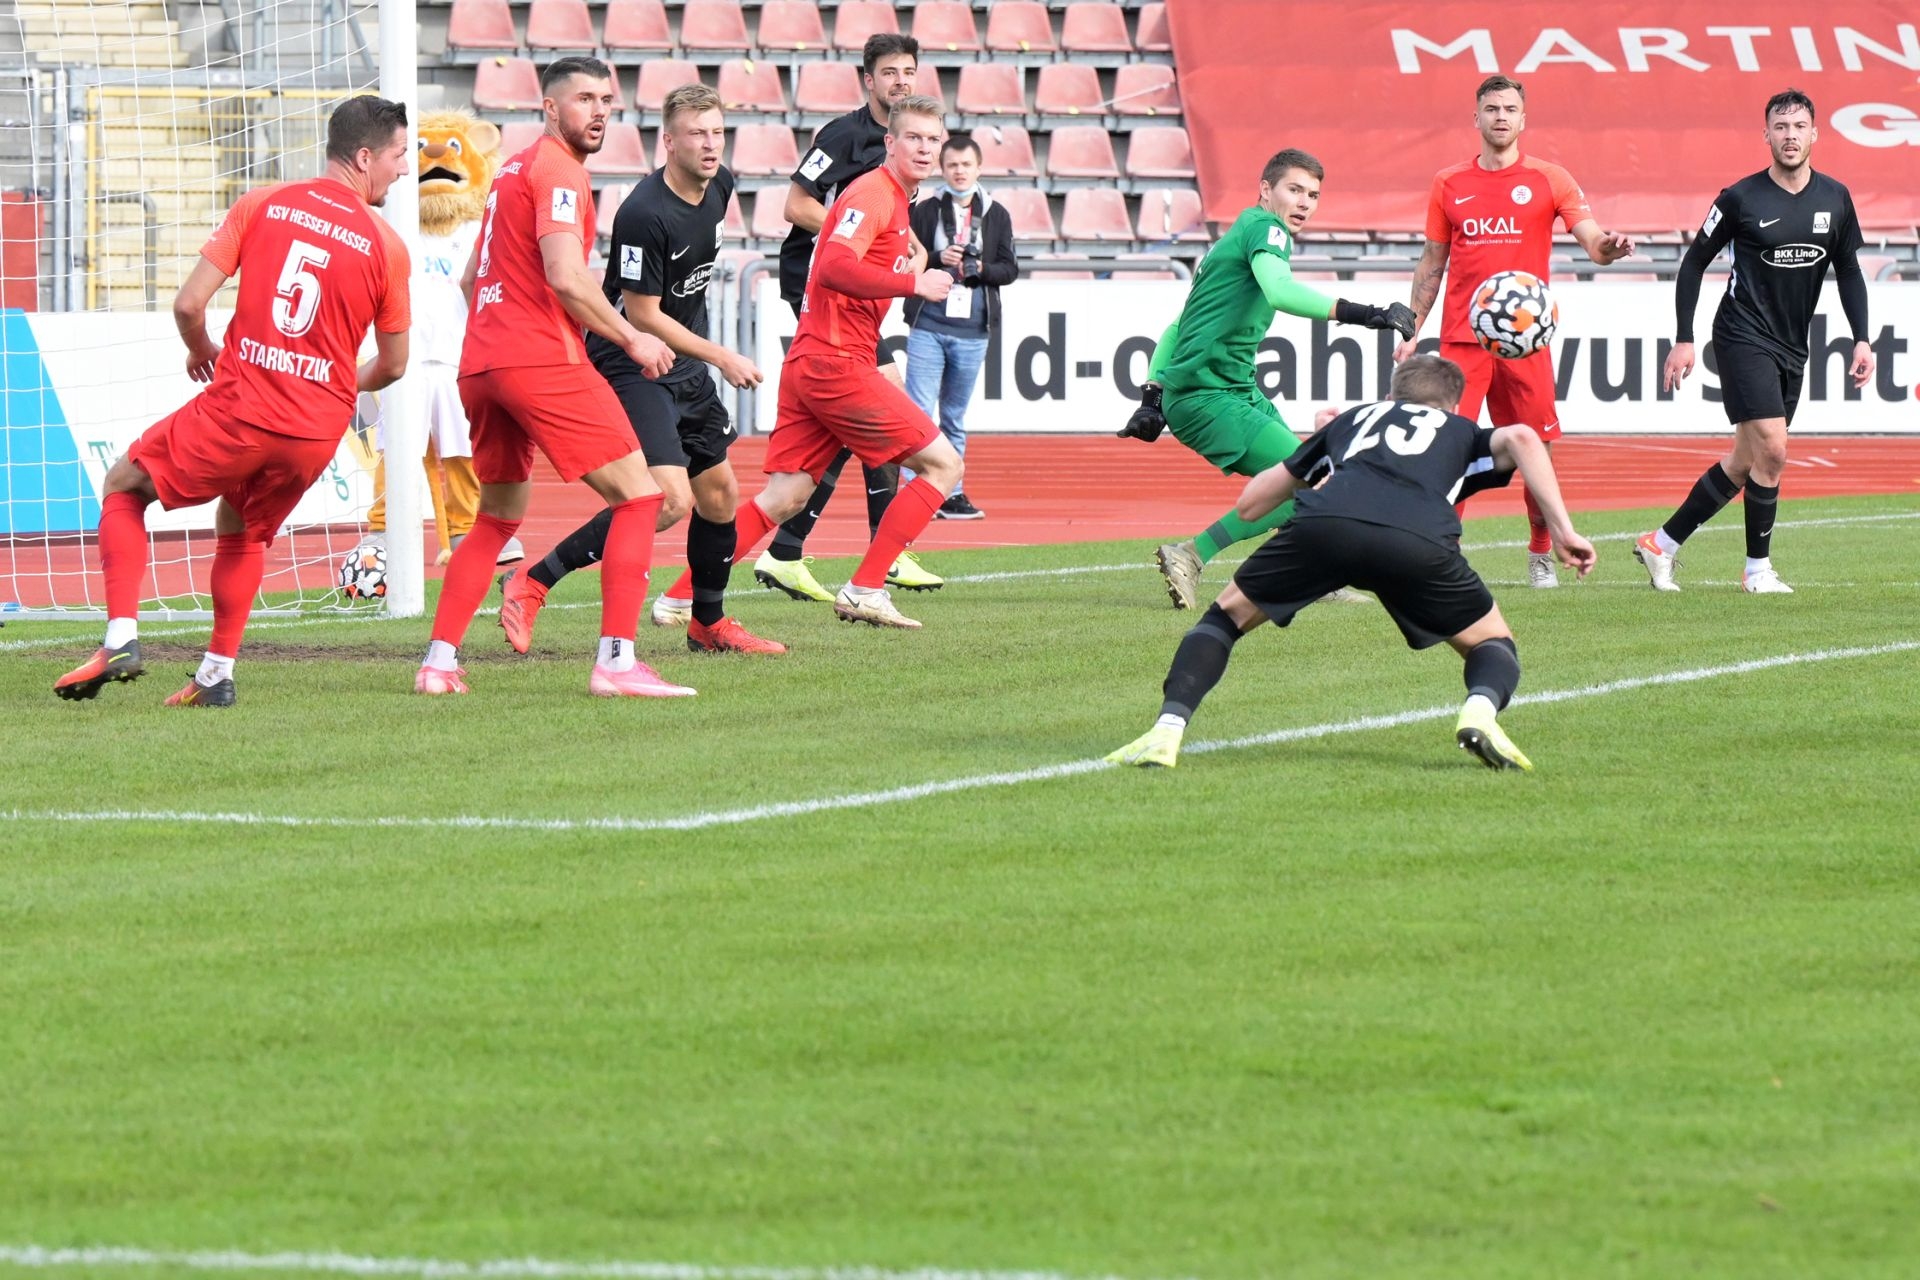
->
[[996, 186, 1057, 244], [1135, 3, 1172, 54], [955, 64, 1026, 119], [757, 0, 827, 53], [1033, 64, 1103, 123], [832, 1, 898, 53], [525, 0, 595, 56], [1045, 125, 1120, 184], [911, 1, 981, 60], [1124, 127, 1196, 182], [972, 124, 1038, 180], [920, 67, 954, 113], [608, 64, 629, 114], [984, 2, 1056, 57], [498, 120, 545, 159], [717, 59, 789, 115], [795, 60, 862, 119], [633, 60, 703, 115], [445, 0, 517, 63], [1113, 64, 1180, 119], [680, 0, 750, 53], [585, 123, 649, 176], [602, 0, 672, 56], [596, 182, 637, 242], [724, 192, 748, 241], [1060, 188, 1132, 245], [1133, 187, 1207, 242], [750, 189, 793, 240], [1060, 2, 1132, 60], [471, 57, 543, 112], [731, 122, 800, 180]]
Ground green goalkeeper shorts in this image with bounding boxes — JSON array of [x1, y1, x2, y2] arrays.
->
[[1163, 386, 1301, 477]]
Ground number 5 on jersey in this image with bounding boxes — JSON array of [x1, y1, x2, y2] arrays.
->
[[273, 239, 330, 338]]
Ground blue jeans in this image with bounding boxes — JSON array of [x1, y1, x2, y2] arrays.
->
[[905, 326, 988, 494]]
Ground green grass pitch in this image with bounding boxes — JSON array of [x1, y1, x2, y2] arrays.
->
[[3, 494, 1919, 1280]]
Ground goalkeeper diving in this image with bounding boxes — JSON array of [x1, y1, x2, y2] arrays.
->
[[1119, 147, 1416, 608]]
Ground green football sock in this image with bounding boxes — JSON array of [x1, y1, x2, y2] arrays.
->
[[1193, 499, 1294, 565]]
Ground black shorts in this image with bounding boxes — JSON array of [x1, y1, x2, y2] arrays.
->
[[1714, 338, 1804, 427], [1233, 516, 1495, 650], [599, 366, 735, 477]]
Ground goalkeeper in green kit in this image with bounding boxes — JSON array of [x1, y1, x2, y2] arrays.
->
[[1119, 148, 1415, 608]]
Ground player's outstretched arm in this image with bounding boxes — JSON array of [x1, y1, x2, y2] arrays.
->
[[1235, 461, 1302, 524], [1571, 219, 1636, 265], [172, 256, 231, 382], [624, 290, 761, 389], [358, 329, 408, 394], [1491, 427, 1595, 576], [539, 231, 673, 378], [1397, 239, 1448, 363]]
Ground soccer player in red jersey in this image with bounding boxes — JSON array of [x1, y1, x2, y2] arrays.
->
[[692, 94, 959, 630], [1396, 74, 1636, 588], [53, 97, 414, 708], [418, 56, 686, 697]]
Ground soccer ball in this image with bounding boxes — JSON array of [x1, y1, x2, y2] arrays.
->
[[1468, 270, 1558, 360], [339, 543, 387, 600]]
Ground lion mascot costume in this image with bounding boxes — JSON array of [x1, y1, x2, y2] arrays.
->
[[366, 109, 522, 565]]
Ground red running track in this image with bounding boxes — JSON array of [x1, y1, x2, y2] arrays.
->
[[6, 435, 1917, 607]]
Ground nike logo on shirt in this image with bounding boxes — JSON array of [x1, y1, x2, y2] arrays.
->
[[671, 246, 691, 259], [1454, 196, 1477, 204], [1759, 218, 1782, 227]]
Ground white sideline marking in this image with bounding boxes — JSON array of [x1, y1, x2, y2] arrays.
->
[[6, 642, 1914, 837], [0, 1244, 1153, 1280], [0, 615, 385, 655]]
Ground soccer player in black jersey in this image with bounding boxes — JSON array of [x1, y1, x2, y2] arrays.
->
[[1636, 88, 1876, 595], [498, 83, 786, 656], [1109, 355, 1596, 772]]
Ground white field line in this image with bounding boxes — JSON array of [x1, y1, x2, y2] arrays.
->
[[0, 1244, 1157, 1280], [7, 510, 1916, 644], [6, 641, 1914, 837], [0, 614, 387, 655]]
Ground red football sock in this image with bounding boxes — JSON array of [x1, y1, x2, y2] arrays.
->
[[600, 494, 663, 642], [430, 512, 520, 647], [208, 534, 265, 658], [663, 496, 778, 599], [1523, 487, 1552, 554], [98, 490, 150, 620], [850, 476, 943, 590]]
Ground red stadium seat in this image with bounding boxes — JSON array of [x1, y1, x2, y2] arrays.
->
[[585, 123, 650, 176], [1113, 63, 1180, 118], [446, 0, 518, 62], [911, 1, 981, 58], [795, 60, 862, 116], [680, 0, 750, 53], [717, 59, 788, 114], [1033, 64, 1103, 120], [525, 0, 594, 55], [832, 1, 898, 53], [1046, 125, 1120, 182], [725, 191, 748, 241], [1135, 3, 1171, 55], [607, 64, 629, 113], [731, 123, 800, 178], [995, 187, 1057, 243], [633, 60, 703, 114], [1060, 3, 1132, 58], [472, 57, 543, 112], [1124, 127, 1195, 181], [1060, 188, 1132, 244], [602, 0, 671, 56], [985, 1, 1056, 56], [1134, 187, 1208, 242], [758, 0, 827, 53], [955, 64, 1026, 118], [498, 120, 545, 159], [596, 182, 636, 242], [972, 124, 1038, 180], [750, 190, 793, 240], [919, 67, 954, 113]]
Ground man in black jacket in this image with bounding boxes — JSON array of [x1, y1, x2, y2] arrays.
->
[[902, 133, 1018, 520]]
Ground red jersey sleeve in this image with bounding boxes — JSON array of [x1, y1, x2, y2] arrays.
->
[[201, 186, 273, 275], [824, 179, 895, 260], [528, 141, 593, 243], [1424, 171, 1452, 243], [1547, 163, 1593, 232], [372, 217, 413, 333]]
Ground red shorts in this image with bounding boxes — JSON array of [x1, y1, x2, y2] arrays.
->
[[1442, 341, 1561, 441], [460, 362, 636, 484], [128, 395, 341, 543], [764, 354, 940, 481]]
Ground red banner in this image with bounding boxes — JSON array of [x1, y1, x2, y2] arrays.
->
[[1168, 2, 1920, 233]]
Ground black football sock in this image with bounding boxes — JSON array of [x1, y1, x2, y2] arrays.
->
[[1462, 636, 1520, 711], [862, 463, 899, 539], [686, 512, 736, 627], [1743, 481, 1779, 561], [767, 449, 852, 562], [1159, 603, 1245, 721], [528, 507, 612, 590], [1660, 463, 1741, 546]]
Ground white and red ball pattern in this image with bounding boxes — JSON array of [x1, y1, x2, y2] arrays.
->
[[1468, 270, 1558, 360], [339, 543, 388, 600]]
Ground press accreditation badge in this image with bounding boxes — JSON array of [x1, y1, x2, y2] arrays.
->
[[944, 285, 973, 321]]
